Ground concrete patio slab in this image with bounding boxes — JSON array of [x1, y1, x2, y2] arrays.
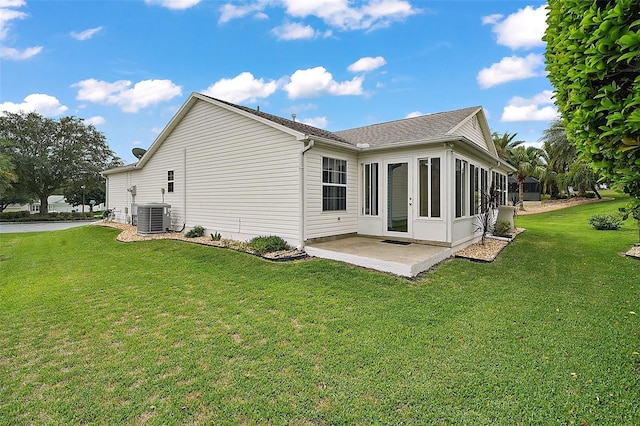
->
[[304, 237, 454, 277]]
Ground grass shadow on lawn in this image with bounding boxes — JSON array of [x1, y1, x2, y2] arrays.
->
[[1, 192, 639, 424]]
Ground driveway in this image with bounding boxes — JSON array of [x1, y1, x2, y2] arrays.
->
[[0, 221, 98, 234]]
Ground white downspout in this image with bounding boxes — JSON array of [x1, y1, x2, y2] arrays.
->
[[183, 148, 187, 229], [299, 139, 315, 249], [445, 142, 454, 245]]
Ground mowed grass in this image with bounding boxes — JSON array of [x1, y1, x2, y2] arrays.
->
[[1, 192, 639, 424]]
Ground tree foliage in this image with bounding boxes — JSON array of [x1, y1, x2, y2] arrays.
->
[[0, 112, 121, 214], [492, 131, 524, 162], [508, 146, 546, 210], [545, 0, 640, 201], [0, 138, 17, 198]]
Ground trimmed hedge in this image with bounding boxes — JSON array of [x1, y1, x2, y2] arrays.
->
[[0, 211, 96, 222]]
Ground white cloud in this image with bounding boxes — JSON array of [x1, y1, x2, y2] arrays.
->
[[284, 66, 364, 99], [283, 0, 418, 31], [348, 56, 386, 73], [144, 0, 201, 10], [219, 2, 269, 24], [85, 116, 105, 126], [0, 45, 42, 60], [484, 5, 547, 50], [0, 4, 26, 40], [70, 26, 103, 41], [477, 53, 544, 88], [202, 72, 278, 104], [405, 111, 424, 118], [0, 0, 43, 60], [0, 93, 68, 116], [481, 13, 502, 25], [73, 78, 183, 113], [272, 22, 317, 40], [0, 0, 26, 7], [220, 0, 418, 32], [300, 116, 328, 128], [501, 90, 559, 122]]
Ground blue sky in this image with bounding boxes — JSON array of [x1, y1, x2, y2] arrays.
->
[[1, 0, 554, 164]]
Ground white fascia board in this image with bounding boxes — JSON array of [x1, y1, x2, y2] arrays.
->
[[101, 163, 138, 176]]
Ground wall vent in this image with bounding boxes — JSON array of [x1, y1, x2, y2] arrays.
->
[[137, 203, 171, 235]]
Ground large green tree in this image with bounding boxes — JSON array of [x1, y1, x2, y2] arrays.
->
[[545, 0, 640, 201], [0, 112, 121, 214], [63, 156, 123, 212]]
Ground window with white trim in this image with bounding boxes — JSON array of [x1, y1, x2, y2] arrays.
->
[[419, 157, 441, 218], [481, 168, 488, 212], [167, 170, 175, 193], [455, 158, 467, 218], [492, 171, 507, 206], [362, 162, 378, 216], [322, 157, 347, 211]]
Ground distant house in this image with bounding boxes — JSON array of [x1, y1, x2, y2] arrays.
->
[[102, 92, 515, 252], [3, 195, 98, 214], [508, 176, 541, 203]]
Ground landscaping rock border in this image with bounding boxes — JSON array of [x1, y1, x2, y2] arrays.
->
[[626, 245, 640, 260], [93, 221, 308, 261], [455, 228, 526, 262]]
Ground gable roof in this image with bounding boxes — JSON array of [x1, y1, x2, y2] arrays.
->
[[334, 106, 482, 148], [103, 93, 510, 175], [199, 94, 352, 146]]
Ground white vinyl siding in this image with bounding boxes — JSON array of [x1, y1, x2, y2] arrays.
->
[[305, 145, 358, 240], [108, 99, 303, 246], [104, 171, 134, 223], [458, 114, 489, 152]]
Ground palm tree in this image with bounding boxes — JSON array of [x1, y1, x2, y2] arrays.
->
[[540, 119, 577, 196], [492, 131, 524, 161], [509, 146, 546, 210]]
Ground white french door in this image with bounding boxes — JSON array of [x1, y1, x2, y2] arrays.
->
[[384, 159, 412, 238]]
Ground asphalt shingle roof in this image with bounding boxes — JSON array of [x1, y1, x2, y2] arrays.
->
[[200, 94, 352, 146], [334, 106, 481, 147], [202, 94, 480, 149]]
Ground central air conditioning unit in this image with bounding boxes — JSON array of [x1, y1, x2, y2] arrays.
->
[[137, 203, 171, 235]]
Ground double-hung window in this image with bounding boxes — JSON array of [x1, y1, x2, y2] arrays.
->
[[167, 170, 175, 193], [322, 157, 347, 211], [362, 163, 378, 216]]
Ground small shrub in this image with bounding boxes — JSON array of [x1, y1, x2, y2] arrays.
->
[[493, 219, 512, 237], [584, 191, 597, 199], [185, 225, 205, 238], [588, 214, 622, 230], [210, 232, 221, 241], [248, 235, 289, 254]]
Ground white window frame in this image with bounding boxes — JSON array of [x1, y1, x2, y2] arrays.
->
[[418, 157, 441, 218], [362, 162, 379, 216], [167, 170, 175, 193], [322, 157, 347, 212]]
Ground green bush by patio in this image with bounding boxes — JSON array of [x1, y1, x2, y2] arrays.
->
[[1, 191, 638, 424]]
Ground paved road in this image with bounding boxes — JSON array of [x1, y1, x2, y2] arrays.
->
[[0, 221, 99, 233]]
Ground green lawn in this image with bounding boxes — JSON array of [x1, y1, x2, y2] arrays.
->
[[1, 192, 639, 424]]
